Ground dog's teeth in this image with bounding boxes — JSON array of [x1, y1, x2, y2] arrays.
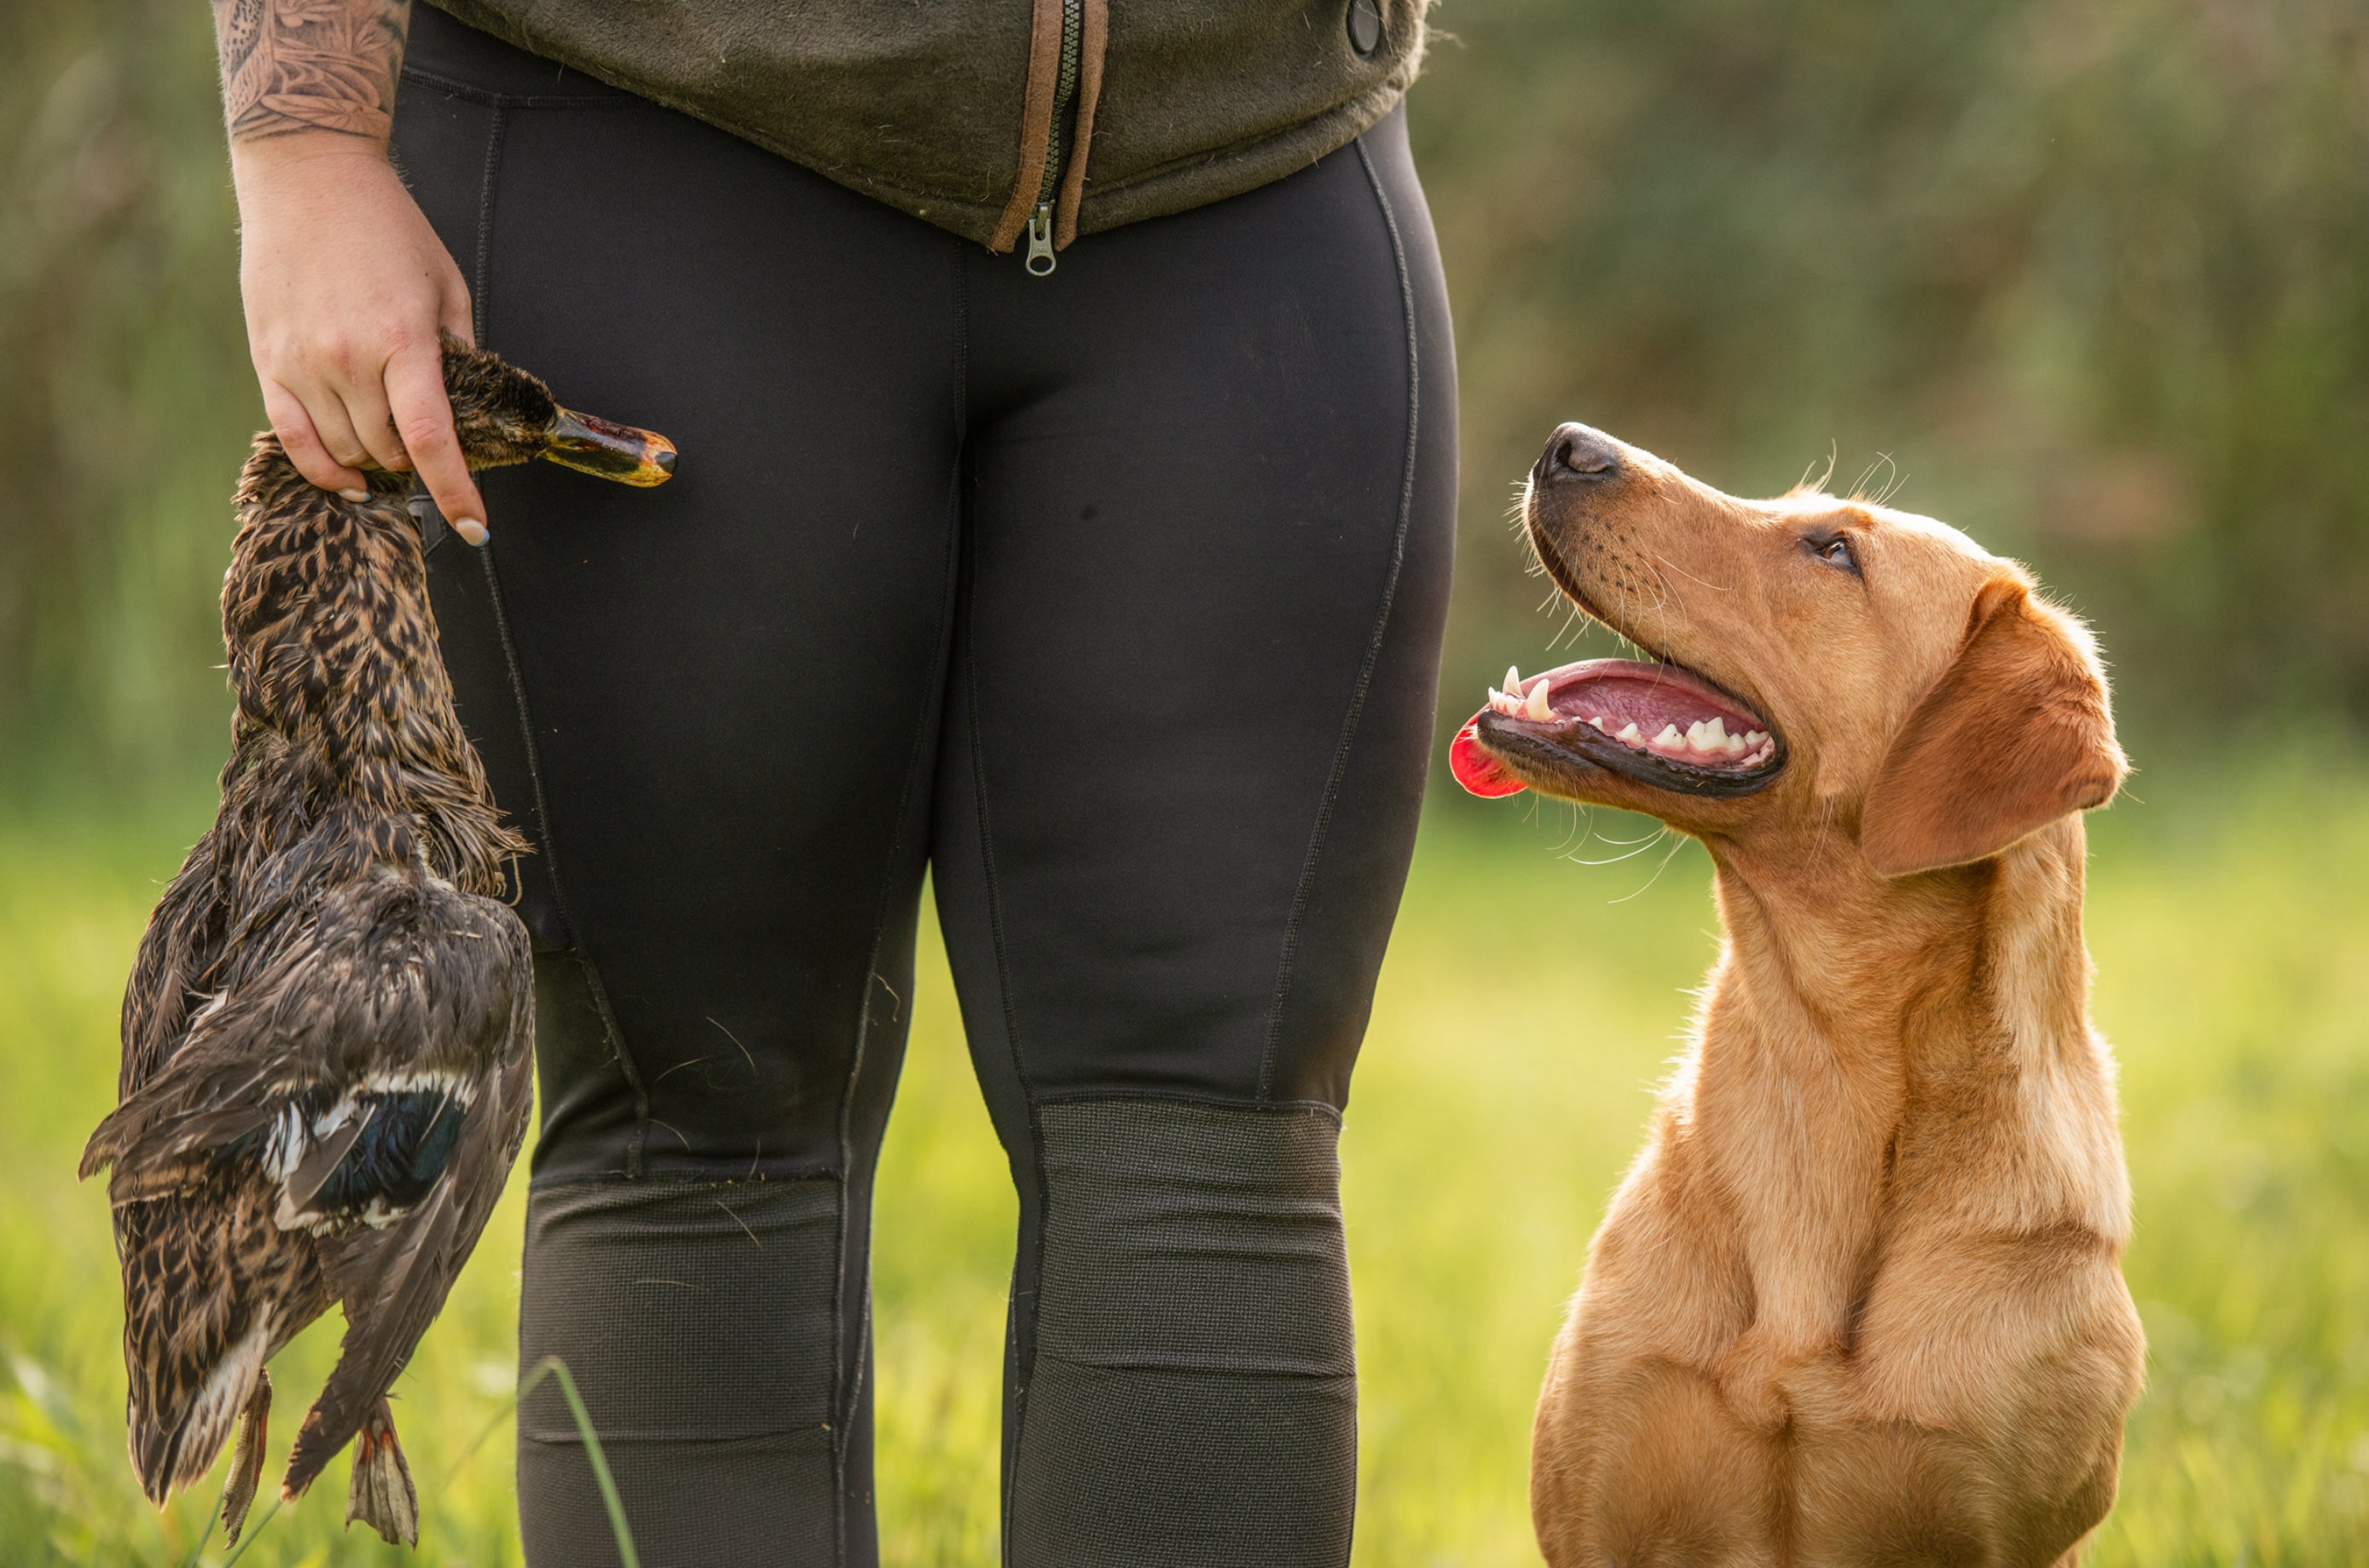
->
[[1685, 720, 1710, 749], [1590, 715, 1607, 732], [1703, 716, 1729, 744], [1743, 729, 1768, 748], [1504, 666, 1522, 695], [1617, 721, 1642, 743], [1654, 724, 1683, 749], [1524, 681, 1555, 721]]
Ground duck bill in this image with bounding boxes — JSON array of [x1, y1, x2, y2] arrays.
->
[[540, 408, 677, 487]]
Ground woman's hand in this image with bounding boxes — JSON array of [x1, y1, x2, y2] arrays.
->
[[232, 139, 488, 542]]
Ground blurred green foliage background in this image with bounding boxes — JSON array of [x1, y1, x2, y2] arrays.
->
[[1416, 0, 2369, 753], [4, 0, 2367, 790], [3, 2, 2368, 1564]]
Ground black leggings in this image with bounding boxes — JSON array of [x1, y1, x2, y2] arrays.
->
[[395, 12, 1454, 1564]]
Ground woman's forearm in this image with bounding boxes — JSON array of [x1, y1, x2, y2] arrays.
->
[[214, 0, 412, 149], [213, 0, 487, 535]]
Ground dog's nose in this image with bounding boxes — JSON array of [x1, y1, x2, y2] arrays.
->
[[1538, 423, 1623, 484]]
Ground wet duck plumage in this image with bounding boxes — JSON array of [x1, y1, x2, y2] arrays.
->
[[80, 343, 674, 1546]]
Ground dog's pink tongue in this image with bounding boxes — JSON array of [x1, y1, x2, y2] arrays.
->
[[1451, 712, 1527, 798]]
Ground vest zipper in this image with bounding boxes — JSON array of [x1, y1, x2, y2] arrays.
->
[[1023, 0, 1085, 277]]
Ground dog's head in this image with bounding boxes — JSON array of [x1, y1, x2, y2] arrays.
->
[[1454, 424, 2127, 877]]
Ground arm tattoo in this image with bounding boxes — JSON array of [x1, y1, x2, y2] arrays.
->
[[213, 0, 414, 144]]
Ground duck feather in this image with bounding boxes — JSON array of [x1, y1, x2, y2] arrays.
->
[[81, 345, 671, 1543]]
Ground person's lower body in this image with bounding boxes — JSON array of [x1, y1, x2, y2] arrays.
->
[[394, 11, 1454, 1564]]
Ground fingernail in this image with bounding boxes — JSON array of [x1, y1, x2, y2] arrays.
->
[[452, 518, 488, 547], [340, 488, 369, 502]]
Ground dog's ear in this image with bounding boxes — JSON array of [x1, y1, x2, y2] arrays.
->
[[1860, 575, 2127, 877]]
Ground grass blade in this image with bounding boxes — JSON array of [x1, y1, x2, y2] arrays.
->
[[511, 1357, 638, 1568], [444, 1355, 638, 1565], [174, 1493, 223, 1568], [216, 1496, 281, 1566]]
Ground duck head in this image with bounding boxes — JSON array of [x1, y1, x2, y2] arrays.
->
[[443, 341, 677, 487]]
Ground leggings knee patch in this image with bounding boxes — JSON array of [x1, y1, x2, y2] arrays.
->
[[518, 1175, 843, 1564], [1011, 1098, 1356, 1565]]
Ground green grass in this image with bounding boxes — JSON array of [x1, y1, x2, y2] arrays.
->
[[3, 759, 2367, 1565]]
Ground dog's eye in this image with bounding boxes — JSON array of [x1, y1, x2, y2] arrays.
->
[[1806, 532, 1861, 575]]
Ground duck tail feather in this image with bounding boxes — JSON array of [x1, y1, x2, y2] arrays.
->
[[128, 1409, 178, 1509], [130, 1313, 271, 1510]]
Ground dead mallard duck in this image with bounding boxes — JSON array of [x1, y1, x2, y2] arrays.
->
[[80, 342, 674, 1546]]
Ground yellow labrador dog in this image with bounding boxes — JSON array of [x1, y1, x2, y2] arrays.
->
[[1451, 425, 2145, 1566]]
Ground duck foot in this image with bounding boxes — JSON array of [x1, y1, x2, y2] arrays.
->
[[221, 1369, 272, 1543], [345, 1398, 419, 1547]]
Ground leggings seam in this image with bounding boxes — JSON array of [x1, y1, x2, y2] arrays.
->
[[953, 263, 1052, 1559], [527, 1165, 838, 1191], [827, 853, 906, 1563], [468, 101, 652, 1179], [468, 104, 504, 343], [970, 649, 1048, 1566], [520, 1427, 830, 1448], [1255, 131, 1422, 1102], [1031, 1351, 1357, 1380], [823, 252, 970, 1565], [1033, 1088, 1343, 1125]]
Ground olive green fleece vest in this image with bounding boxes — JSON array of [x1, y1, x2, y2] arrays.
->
[[421, 0, 1428, 257]]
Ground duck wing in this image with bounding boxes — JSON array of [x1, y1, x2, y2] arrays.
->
[[115, 829, 229, 1102], [84, 867, 536, 1494], [84, 868, 529, 1197], [281, 1016, 531, 1498]]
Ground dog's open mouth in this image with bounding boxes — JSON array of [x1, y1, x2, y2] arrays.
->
[[1450, 658, 1787, 800]]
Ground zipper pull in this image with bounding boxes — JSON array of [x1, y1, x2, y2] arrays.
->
[[1024, 204, 1057, 276]]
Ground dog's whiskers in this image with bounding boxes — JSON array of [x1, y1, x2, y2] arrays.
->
[[1650, 549, 1734, 594], [1846, 452, 1905, 508], [1607, 830, 1688, 902], [1561, 821, 1671, 871], [1790, 442, 1840, 498]]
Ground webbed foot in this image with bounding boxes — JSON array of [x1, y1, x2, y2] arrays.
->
[[222, 1369, 272, 1543], [344, 1398, 419, 1547]]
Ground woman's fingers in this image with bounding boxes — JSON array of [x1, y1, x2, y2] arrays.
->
[[260, 335, 488, 542], [261, 379, 369, 500], [298, 381, 376, 486], [231, 146, 484, 518], [336, 365, 414, 478], [385, 341, 486, 541], [437, 286, 477, 351]]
